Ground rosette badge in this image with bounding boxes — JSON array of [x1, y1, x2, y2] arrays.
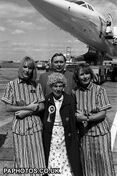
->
[[48, 105, 55, 114], [47, 105, 55, 122]]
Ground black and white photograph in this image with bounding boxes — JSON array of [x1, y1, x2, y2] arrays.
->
[[0, 0, 117, 175]]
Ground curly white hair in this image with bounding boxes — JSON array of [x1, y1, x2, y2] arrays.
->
[[47, 72, 67, 86]]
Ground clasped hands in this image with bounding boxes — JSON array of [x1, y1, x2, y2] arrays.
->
[[15, 101, 39, 119], [27, 100, 40, 112], [75, 110, 88, 122], [75, 109, 98, 122]]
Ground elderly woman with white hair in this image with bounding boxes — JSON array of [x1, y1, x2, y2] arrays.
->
[[42, 72, 83, 176], [1, 56, 45, 175]]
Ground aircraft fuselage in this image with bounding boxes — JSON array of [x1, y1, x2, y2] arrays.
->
[[27, 0, 117, 56]]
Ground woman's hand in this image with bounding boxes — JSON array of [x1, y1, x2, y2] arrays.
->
[[75, 110, 87, 122], [15, 110, 32, 119], [27, 101, 39, 112]]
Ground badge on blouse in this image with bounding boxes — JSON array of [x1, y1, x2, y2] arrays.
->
[[47, 105, 55, 122], [30, 89, 36, 93]]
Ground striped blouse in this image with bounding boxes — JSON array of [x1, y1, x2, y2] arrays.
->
[[1, 78, 45, 135], [73, 82, 111, 136]]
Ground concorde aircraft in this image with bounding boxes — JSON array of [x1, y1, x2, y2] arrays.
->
[[27, 0, 117, 57]]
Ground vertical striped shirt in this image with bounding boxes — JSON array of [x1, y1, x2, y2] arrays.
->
[[73, 82, 111, 136], [1, 78, 45, 135]]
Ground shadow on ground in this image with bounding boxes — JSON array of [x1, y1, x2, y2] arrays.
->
[[0, 134, 7, 148]]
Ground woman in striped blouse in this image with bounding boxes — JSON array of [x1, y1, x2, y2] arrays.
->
[[2, 56, 45, 175], [73, 63, 115, 176]]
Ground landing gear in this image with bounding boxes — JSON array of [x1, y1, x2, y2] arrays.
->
[[107, 63, 117, 81], [111, 66, 117, 81]]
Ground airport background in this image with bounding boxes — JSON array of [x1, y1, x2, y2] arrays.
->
[[0, 0, 117, 62]]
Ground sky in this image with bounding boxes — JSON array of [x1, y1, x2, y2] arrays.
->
[[0, 0, 117, 62]]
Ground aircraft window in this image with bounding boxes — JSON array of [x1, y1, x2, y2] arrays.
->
[[72, 1, 88, 9], [88, 5, 94, 11], [69, 0, 86, 6], [69, 0, 95, 11], [74, 1, 85, 5], [82, 4, 87, 8]]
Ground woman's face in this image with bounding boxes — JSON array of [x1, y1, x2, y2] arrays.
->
[[22, 61, 33, 80], [51, 82, 64, 98], [78, 68, 91, 87]]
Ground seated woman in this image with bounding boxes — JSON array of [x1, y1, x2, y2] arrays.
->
[[43, 72, 83, 176]]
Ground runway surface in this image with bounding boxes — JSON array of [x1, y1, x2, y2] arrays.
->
[[0, 68, 117, 175]]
